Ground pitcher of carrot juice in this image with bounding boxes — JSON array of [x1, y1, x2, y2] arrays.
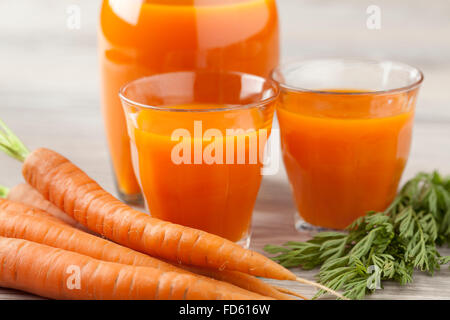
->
[[98, 0, 279, 203], [272, 59, 424, 230]]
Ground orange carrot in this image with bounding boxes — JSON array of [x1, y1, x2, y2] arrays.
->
[[182, 266, 303, 300], [0, 198, 179, 272], [6, 183, 87, 230], [0, 195, 66, 225], [0, 119, 345, 299], [21, 148, 294, 280], [0, 237, 269, 300], [0, 184, 85, 229], [0, 198, 296, 300]]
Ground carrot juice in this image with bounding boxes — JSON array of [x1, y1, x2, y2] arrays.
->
[[273, 59, 424, 230], [119, 71, 278, 244], [99, 0, 279, 202]]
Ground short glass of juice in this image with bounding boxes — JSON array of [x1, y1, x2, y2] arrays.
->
[[272, 58, 424, 231], [119, 71, 279, 247]]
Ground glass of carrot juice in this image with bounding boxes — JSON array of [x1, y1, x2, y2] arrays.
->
[[272, 59, 424, 231], [119, 71, 279, 247], [98, 0, 279, 203]]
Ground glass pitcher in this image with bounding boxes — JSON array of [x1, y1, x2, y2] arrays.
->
[[98, 0, 279, 202]]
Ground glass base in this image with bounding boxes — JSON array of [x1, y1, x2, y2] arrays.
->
[[294, 213, 335, 234], [113, 176, 144, 205], [235, 232, 251, 249], [117, 190, 143, 205]]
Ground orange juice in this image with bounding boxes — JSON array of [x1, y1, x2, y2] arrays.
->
[[99, 0, 279, 200], [119, 71, 278, 243], [277, 90, 418, 229], [127, 105, 273, 242]]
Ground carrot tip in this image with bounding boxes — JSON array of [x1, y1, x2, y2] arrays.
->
[[273, 285, 309, 300], [295, 277, 348, 300]]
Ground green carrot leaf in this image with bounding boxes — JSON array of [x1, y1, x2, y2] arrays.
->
[[264, 171, 450, 299]]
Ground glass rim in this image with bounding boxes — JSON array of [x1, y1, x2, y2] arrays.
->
[[119, 70, 280, 113], [271, 58, 424, 96]]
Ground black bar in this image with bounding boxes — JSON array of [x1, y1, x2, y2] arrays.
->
[[1, 300, 449, 319]]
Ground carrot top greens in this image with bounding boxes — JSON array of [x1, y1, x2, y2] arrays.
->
[[265, 171, 450, 300], [0, 186, 9, 198], [0, 119, 29, 162]]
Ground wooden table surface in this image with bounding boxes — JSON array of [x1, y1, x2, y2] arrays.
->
[[0, 0, 449, 300]]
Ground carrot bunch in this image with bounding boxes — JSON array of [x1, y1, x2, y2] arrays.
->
[[0, 119, 344, 300]]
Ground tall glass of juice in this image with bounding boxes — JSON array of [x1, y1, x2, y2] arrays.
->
[[272, 59, 424, 230], [119, 71, 278, 247], [98, 0, 279, 203]]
